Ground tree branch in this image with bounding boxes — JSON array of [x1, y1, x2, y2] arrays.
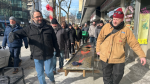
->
[[56, 3, 67, 14]]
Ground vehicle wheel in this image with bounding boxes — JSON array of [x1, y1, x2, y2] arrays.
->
[[8, 57, 14, 67]]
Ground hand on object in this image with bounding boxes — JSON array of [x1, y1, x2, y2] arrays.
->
[[97, 52, 100, 55], [140, 57, 146, 66]]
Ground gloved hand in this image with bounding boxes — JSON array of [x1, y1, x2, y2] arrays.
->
[[25, 46, 28, 49], [3, 46, 6, 49], [8, 32, 20, 43]]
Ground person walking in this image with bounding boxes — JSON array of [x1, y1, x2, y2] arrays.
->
[[2, 16, 28, 74], [68, 24, 76, 55], [96, 8, 146, 84], [51, 18, 68, 74], [82, 23, 89, 44], [8, 10, 60, 84], [88, 21, 97, 46], [61, 21, 70, 60], [74, 24, 82, 51], [95, 20, 104, 40]]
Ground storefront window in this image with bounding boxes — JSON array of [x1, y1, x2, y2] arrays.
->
[[124, 0, 136, 30]]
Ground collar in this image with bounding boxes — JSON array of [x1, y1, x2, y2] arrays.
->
[[110, 21, 125, 30]]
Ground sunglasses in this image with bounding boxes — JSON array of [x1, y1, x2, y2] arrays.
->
[[114, 11, 123, 14]]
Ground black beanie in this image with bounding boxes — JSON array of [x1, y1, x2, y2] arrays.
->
[[51, 18, 58, 24], [100, 20, 103, 23]]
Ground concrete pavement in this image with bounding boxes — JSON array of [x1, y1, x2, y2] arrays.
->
[[0, 36, 150, 84]]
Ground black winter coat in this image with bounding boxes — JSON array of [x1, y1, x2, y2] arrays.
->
[[69, 27, 76, 43], [54, 27, 68, 50], [75, 28, 82, 41], [13, 21, 60, 60]]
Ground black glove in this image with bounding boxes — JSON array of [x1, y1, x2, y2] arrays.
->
[[8, 32, 20, 43], [55, 50, 60, 57], [25, 46, 28, 49]]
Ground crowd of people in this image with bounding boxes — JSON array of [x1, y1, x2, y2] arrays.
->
[[1, 8, 147, 84]]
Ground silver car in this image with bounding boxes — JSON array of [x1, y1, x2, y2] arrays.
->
[[0, 46, 10, 68]]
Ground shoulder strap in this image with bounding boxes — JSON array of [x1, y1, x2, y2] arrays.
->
[[104, 28, 119, 40]]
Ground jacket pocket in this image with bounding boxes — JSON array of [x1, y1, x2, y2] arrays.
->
[[100, 40, 110, 56], [113, 37, 125, 59]]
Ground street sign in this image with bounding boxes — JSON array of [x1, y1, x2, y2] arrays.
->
[[77, 13, 81, 19]]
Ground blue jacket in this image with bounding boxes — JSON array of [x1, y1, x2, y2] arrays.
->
[[2, 24, 28, 48]]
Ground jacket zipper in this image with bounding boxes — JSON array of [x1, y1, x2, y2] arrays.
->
[[39, 29, 46, 59]]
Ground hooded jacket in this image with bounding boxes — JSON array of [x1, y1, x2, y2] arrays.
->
[[96, 22, 146, 63]]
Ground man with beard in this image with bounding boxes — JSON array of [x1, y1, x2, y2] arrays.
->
[[61, 21, 70, 60], [8, 10, 59, 84], [96, 8, 146, 84], [2, 16, 28, 74], [68, 24, 76, 55], [95, 20, 104, 40], [51, 18, 68, 74], [88, 21, 97, 46], [82, 23, 89, 44]]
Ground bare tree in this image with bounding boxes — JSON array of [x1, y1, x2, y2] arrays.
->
[[58, 0, 72, 24], [43, 10, 50, 20], [57, 0, 64, 23]]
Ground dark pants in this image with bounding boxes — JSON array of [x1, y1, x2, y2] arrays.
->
[[65, 43, 69, 59], [9, 47, 21, 68], [90, 37, 96, 46], [70, 44, 75, 54], [101, 60, 125, 84], [82, 36, 88, 44]]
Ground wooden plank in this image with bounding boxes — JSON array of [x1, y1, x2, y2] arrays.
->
[[83, 70, 86, 77], [65, 70, 69, 76]]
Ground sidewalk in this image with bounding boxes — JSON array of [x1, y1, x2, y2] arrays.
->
[[4, 47, 150, 84]]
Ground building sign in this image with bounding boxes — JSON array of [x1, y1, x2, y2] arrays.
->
[[138, 14, 150, 44], [77, 13, 81, 19]]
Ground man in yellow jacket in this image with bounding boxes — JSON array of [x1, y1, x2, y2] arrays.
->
[[96, 8, 146, 84]]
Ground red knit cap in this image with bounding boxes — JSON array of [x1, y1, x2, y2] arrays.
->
[[113, 8, 124, 18]]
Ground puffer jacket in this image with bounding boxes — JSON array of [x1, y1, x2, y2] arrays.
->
[[2, 24, 28, 48], [96, 23, 146, 63]]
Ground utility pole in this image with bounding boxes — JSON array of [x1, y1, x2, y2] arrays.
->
[[49, 0, 53, 21]]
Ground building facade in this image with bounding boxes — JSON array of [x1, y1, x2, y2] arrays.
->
[[0, 0, 29, 25]]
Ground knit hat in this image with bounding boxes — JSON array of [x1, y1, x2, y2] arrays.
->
[[68, 24, 72, 27], [113, 8, 124, 18], [99, 20, 103, 23], [9, 16, 16, 21], [51, 18, 58, 24], [74, 24, 78, 28]]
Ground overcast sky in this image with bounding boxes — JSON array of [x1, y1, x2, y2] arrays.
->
[[41, 0, 79, 17]]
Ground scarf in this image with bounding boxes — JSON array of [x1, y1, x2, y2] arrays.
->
[[110, 21, 124, 30], [32, 20, 44, 28]]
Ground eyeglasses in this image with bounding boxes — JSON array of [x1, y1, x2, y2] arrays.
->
[[34, 16, 43, 19], [114, 11, 123, 14]]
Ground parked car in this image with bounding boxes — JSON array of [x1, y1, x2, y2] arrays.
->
[[0, 22, 5, 36], [0, 46, 10, 68]]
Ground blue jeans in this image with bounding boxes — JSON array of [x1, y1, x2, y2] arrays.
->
[[53, 50, 64, 72], [34, 58, 55, 84], [90, 37, 96, 46], [9, 47, 21, 68]]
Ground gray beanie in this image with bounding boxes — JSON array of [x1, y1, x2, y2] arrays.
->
[[9, 16, 16, 21]]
